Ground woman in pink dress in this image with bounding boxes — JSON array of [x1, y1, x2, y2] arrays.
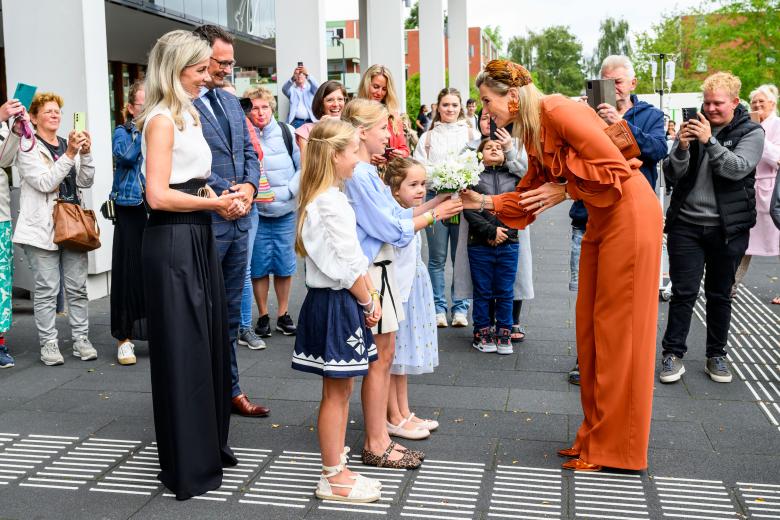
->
[[734, 84, 780, 302]]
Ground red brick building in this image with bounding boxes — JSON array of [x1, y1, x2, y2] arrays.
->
[[404, 27, 499, 79]]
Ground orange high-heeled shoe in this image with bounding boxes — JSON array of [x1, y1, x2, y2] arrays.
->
[[562, 458, 602, 472], [557, 447, 579, 458]]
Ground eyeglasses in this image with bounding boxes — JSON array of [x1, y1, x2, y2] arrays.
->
[[210, 57, 235, 70]]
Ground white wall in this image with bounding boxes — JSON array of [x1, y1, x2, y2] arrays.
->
[[362, 0, 407, 112], [2, 0, 113, 299], [418, 0, 445, 108], [447, 0, 469, 103]]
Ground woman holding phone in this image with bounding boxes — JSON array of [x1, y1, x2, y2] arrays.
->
[[357, 65, 409, 165], [13, 92, 96, 367]]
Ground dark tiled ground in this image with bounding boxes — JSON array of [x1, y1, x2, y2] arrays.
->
[[0, 203, 778, 519]]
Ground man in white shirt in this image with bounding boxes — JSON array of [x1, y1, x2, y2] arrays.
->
[[281, 66, 319, 129], [466, 98, 478, 130]]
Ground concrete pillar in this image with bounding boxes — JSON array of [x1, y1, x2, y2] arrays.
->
[[364, 0, 406, 112], [419, 0, 445, 109], [2, 0, 113, 298], [274, 0, 326, 122], [358, 0, 370, 73], [447, 0, 469, 102]]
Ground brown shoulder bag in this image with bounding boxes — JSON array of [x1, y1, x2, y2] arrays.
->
[[53, 201, 101, 252], [604, 119, 641, 160]]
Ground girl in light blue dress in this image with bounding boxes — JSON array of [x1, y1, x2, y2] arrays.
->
[[383, 158, 440, 440]]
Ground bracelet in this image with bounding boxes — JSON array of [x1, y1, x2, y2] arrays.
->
[[480, 194, 486, 211], [424, 211, 434, 226], [362, 300, 375, 316], [357, 295, 371, 307], [431, 209, 438, 224], [370, 289, 380, 301]]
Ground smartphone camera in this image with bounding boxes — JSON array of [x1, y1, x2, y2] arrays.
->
[[489, 118, 498, 141], [682, 107, 699, 122], [239, 97, 253, 116], [384, 147, 395, 160]]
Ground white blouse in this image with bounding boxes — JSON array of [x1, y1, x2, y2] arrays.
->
[[393, 233, 418, 303], [303, 187, 369, 290], [414, 120, 479, 171], [141, 105, 212, 184]]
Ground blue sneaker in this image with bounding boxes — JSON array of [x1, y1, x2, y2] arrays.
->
[[0, 346, 14, 368]]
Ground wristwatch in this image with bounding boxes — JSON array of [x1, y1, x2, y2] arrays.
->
[[705, 136, 718, 147]]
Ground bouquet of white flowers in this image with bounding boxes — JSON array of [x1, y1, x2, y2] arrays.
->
[[428, 150, 484, 197]]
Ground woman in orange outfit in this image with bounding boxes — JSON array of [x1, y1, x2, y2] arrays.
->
[[463, 60, 663, 471]]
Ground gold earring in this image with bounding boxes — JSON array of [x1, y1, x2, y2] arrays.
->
[[508, 100, 519, 115]]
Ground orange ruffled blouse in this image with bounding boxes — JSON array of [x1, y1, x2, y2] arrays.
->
[[491, 95, 643, 229]]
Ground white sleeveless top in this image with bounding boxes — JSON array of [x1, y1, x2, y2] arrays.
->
[[141, 105, 212, 184]]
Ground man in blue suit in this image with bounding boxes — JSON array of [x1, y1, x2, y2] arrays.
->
[[193, 25, 269, 417]]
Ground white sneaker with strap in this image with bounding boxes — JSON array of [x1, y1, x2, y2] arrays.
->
[[387, 416, 431, 440], [407, 412, 439, 431], [341, 447, 381, 490], [315, 462, 381, 503]]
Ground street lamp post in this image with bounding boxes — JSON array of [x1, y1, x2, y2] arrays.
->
[[332, 35, 346, 86]]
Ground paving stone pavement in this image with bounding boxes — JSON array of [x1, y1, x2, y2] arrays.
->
[[0, 203, 779, 519]]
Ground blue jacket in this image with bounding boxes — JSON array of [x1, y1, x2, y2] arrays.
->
[[194, 88, 261, 234], [257, 118, 301, 218], [281, 75, 319, 124], [570, 95, 667, 228], [110, 122, 144, 206]]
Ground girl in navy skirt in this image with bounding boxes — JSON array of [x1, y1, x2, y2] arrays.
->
[[292, 119, 383, 503]]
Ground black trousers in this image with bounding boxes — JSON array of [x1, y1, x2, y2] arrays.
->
[[661, 220, 748, 359]]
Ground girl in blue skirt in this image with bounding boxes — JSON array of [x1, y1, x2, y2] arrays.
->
[[292, 118, 383, 503]]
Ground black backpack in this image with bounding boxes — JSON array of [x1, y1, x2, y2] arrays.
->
[[279, 121, 295, 162]]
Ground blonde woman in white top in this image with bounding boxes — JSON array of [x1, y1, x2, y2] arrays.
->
[[138, 29, 244, 501], [292, 118, 383, 503], [414, 87, 479, 328]]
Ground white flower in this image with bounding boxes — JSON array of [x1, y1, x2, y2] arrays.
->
[[429, 150, 484, 192]]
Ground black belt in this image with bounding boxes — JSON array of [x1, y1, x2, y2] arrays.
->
[[373, 259, 396, 335], [169, 179, 209, 197]]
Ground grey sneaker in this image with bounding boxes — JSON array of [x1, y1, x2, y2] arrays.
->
[[659, 354, 685, 383], [73, 336, 98, 361], [40, 340, 64, 366], [496, 328, 513, 355], [705, 356, 733, 383], [472, 327, 497, 353], [238, 327, 267, 350]]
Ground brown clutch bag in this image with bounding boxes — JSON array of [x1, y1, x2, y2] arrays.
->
[[604, 119, 641, 160]]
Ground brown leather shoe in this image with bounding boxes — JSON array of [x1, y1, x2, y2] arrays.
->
[[231, 394, 270, 417], [562, 458, 602, 472], [557, 447, 579, 458]]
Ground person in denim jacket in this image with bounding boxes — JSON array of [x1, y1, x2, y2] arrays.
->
[[110, 79, 147, 366]]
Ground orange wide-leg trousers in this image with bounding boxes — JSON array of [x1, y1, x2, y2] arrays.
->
[[572, 174, 663, 470]]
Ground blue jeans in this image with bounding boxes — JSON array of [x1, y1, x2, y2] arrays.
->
[[291, 118, 310, 129], [214, 223, 249, 398], [468, 243, 519, 331], [425, 216, 470, 316], [569, 227, 585, 292], [240, 206, 258, 329]]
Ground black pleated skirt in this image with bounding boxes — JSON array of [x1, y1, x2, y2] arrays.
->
[[142, 210, 237, 500], [111, 203, 148, 341]]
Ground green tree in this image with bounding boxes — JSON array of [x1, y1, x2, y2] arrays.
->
[[586, 17, 633, 77], [483, 25, 504, 57], [406, 72, 421, 122], [405, 2, 419, 29], [697, 0, 780, 97], [507, 26, 585, 96], [633, 9, 707, 94]]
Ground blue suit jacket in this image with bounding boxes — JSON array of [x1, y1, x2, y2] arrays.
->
[[194, 89, 261, 234]]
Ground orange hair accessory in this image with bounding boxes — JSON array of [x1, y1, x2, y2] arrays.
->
[[483, 60, 533, 88]]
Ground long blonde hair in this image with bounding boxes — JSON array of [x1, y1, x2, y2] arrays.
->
[[430, 87, 466, 125], [358, 64, 401, 133], [295, 119, 357, 257], [342, 98, 389, 132], [476, 66, 544, 160], [137, 30, 211, 131]]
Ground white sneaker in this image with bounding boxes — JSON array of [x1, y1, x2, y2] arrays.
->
[[435, 313, 448, 328], [451, 313, 469, 327], [117, 341, 136, 366], [40, 340, 64, 366], [73, 336, 98, 361], [315, 464, 381, 503], [387, 416, 431, 440], [407, 413, 439, 431]]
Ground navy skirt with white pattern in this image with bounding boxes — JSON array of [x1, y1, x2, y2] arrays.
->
[[292, 288, 378, 378]]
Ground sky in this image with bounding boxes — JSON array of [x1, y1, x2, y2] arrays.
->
[[323, 0, 705, 57]]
